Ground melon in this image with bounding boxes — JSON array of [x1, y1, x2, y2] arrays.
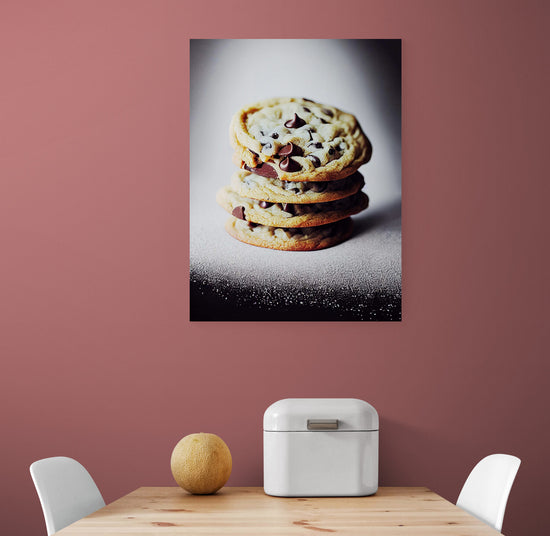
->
[[170, 433, 232, 494]]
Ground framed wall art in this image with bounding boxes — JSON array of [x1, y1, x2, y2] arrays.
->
[[190, 39, 401, 321]]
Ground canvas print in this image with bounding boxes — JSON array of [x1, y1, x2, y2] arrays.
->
[[190, 39, 401, 321]]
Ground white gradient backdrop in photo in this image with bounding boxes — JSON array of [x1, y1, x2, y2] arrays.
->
[[190, 39, 401, 314]]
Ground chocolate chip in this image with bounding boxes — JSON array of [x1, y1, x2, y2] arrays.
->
[[259, 201, 273, 209], [279, 157, 302, 172], [282, 203, 295, 214], [308, 142, 323, 149], [322, 108, 334, 117], [307, 155, 321, 168], [284, 113, 306, 128], [244, 163, 278, 179], [249, 149, 258, 157], [232, 206, 246, 220], [278, 142, 303, 158], [320, 118, 328, 124], [328, 147, 335, 155], [248, 222, 258, 229], [271, 132, 279, 139], [302, 98, 314, 102], [303, 107, 311, 113], [310, 182, 327, 193]]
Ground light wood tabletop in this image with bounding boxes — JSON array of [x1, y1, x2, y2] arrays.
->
[[56, 486, 501, 535]]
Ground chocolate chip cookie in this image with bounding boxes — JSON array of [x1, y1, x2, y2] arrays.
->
[[217, 186, 369, 228], [230, 169, 365, 204], [230, 97, 372, 182], [225, 217, 354, 251], [219, 97, 372, 250]]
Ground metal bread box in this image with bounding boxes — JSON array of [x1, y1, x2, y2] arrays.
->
[[263, 398, 379, 497]]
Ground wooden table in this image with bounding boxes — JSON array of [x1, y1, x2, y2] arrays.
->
[[57, 487, 501, 535]]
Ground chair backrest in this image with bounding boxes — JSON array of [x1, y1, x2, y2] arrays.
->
[[30, 456, 105, 535], [457, 453, 521, 532]]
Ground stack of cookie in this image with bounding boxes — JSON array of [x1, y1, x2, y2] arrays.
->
[[217, 97, 372, 251]]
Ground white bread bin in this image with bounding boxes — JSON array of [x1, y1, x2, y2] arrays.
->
[[264, 398, 378, 497]]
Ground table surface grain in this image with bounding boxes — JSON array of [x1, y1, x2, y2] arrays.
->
[[57, 486, 500, 535]]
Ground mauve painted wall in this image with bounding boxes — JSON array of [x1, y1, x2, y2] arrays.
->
[[1, 1, 548, 535]]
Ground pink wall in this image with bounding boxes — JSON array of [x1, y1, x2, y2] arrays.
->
[[1, 1, 548, 535]]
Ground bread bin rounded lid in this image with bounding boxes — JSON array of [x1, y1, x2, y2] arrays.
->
[[263, 398, 379, 432]]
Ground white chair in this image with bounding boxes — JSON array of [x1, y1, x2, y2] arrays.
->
[[30, 456, 106, 535], [457, 453, 521, 532]]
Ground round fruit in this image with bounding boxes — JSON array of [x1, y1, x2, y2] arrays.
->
[[170, 433, 232, 494]]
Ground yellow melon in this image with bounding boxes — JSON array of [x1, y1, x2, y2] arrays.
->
[[170, 433, 232, 494]]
